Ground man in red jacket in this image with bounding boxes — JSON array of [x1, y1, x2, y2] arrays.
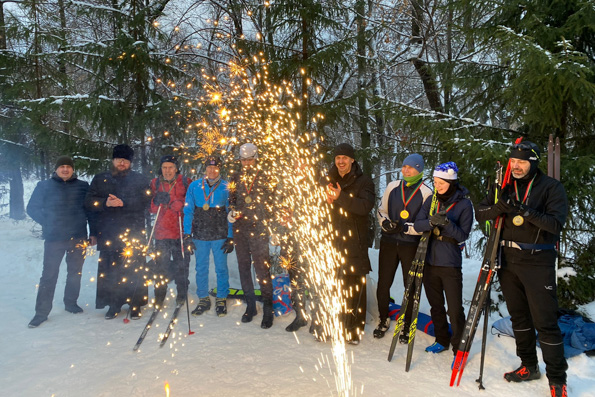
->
[[149, 155, 192, 307]]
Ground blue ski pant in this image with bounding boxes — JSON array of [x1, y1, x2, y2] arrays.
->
[[194, 238, 229, 299]]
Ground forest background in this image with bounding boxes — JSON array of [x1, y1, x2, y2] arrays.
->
[[0, 0, 593, 309]]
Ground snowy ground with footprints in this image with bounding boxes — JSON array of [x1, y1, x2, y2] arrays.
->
[[1, 215, 593, 396]]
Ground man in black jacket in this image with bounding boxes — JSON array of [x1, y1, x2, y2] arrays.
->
[[85, 144, 151, 320], [476, 141, 568, 397], [323, 143, 375, 344], [27, 156, 96, 328]]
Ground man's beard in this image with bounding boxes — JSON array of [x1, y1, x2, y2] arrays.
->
[[111, 165, 131, 177]]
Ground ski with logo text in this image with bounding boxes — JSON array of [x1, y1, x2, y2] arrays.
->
[[132, 306, 161, 351]]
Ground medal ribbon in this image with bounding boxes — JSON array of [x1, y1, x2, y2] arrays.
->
[[400, 181, 423, 212], [514, 175, 536, 204], [202, 179, 221, 204], [243, 171, 259, 196], [437, 202, 456, 213]]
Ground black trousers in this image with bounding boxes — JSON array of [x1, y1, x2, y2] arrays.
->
[[341, 274, 367, 342], [234, 221, 272, 301], [377, 238, 417, 327], [96, 250, 148, 310], [35, 239, 86, 317], [499, 260, 568, 384], [153, 239, 190, 300], [423, 265, 465, 352]]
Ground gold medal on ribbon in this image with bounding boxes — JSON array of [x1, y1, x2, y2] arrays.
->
[[512, 215, 524, 226], [202, 203, 210, 211], [433, 228, 441, 236], [245, 196, 252, 204], [400, 210, 409, 219]]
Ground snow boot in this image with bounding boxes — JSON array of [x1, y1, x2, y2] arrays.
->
[[176, 294, 186, 305], [261, 298, 274, 329], [549, 383, 567, 397], [130, 307, 141, 320], [285, 312, 308, 332], [373, 317, 390, 339], [105, 306, 120, 320], [28, 314, 47, 328], [65, 304, 83, 314], [399, 330, 410, 344], [425, 342, 447, 354], [191, 297, 211, 316], [241, 294, 257, 323], [504, 364, 541, 382], [215, 298, 227, 317]]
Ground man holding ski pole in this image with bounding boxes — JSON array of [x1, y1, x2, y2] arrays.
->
[[476, 141, 568, 397]]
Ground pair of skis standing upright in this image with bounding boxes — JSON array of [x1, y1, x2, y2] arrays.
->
[[387, 138, 528, 388]]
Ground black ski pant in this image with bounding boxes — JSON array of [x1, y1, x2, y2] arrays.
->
[[153, 238, 190, 301], [234, 221, 272, 301], [96, 250, 148, 311], [341, 274, 367, 343], [377, 237, 417, 328], [35, 239, 86, 317], [498, 259, 567, 384], [423, 265, 465, 352]]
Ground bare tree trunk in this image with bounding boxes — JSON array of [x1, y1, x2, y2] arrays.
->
[[355, 0, 371, 175]]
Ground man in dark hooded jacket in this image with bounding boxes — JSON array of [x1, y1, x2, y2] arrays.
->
[[476, 141, 568, 397], [85, 144, 151, 320], [323, 143, 375, 344], [27, 156, 97, 328]]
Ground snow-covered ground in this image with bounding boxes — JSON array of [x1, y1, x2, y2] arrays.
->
[[1, 184, 594, 396]]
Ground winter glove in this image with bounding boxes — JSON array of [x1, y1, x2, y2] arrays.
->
[[221, 238, 234, 254], [429, 212, 449, 227], [381, 219, 402, 234], [154, 191, 170, 206], [183, 234, 195, 255], [227, 210, 240, 224]]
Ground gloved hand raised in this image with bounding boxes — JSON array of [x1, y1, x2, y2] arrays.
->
[[381, 219, 402, 234], [183, 234, 195, 255], [227, 210, 240, 224], [154, 191, 170, 206], [221, 238, 234, 254], [429, 212, 449, 227]]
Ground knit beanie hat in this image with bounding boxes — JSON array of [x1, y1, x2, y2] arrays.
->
[[433, 162, 459, 180], [333, 143, 355, 159], [113, 144, 134, 161], [55, 156, 74, 169], [160, 155, 178, 166], [204, 156, 222, 167], [402, 153, 424, 173]]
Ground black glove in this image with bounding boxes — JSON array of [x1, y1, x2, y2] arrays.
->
[[183, 234, 195, 255], [154, 191, 170, 206], [429, 212, 449, 227], [494, 188, 517, 215], [381, 219, 402, 234], [222, 238, 234, 254]]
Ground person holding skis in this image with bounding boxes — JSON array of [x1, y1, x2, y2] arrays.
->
[[228, 143, 276, 329], [149, 155, 191, 308], [183, 155, 233, 317], [476, 141, 568, 397], [413, 162, 473, 356], [85, 144, 151, 320], [323, 143, 375, 345], [374, 153, 432, 340], [27, 156, 97, 328]]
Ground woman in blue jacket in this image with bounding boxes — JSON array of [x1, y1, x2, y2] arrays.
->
[[414, 162, 474, 355]]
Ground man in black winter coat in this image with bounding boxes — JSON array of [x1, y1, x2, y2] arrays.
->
[[323, 143, 375, 344], [476, 141, 568, 397], [27, 156, 97, 328], [85, 144, 151, 320]]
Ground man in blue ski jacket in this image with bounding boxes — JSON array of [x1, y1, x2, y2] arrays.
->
[[184, 156, 233, 317]]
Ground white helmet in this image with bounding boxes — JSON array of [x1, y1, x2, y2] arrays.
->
[[239, 143, 258, 159]]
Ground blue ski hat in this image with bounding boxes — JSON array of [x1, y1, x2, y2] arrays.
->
[[433, 162, 458, 180], [402, 153, 424, 173]]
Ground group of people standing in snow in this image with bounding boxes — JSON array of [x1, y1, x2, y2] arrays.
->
[[25, 140, 568, 397]]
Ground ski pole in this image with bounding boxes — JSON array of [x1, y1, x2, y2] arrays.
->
[[124, 205, 162, 324], [476, 283, 490, 389], [179, 214, 194, 335]]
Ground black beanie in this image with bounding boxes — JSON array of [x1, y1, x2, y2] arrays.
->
[[204, 156, 222, 168], [113, 144, 134, 161], [160, 155, 178, 166], [333, 143, 355, 159], [510, 141, 540, 178], [55, 155, 74, 169]]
